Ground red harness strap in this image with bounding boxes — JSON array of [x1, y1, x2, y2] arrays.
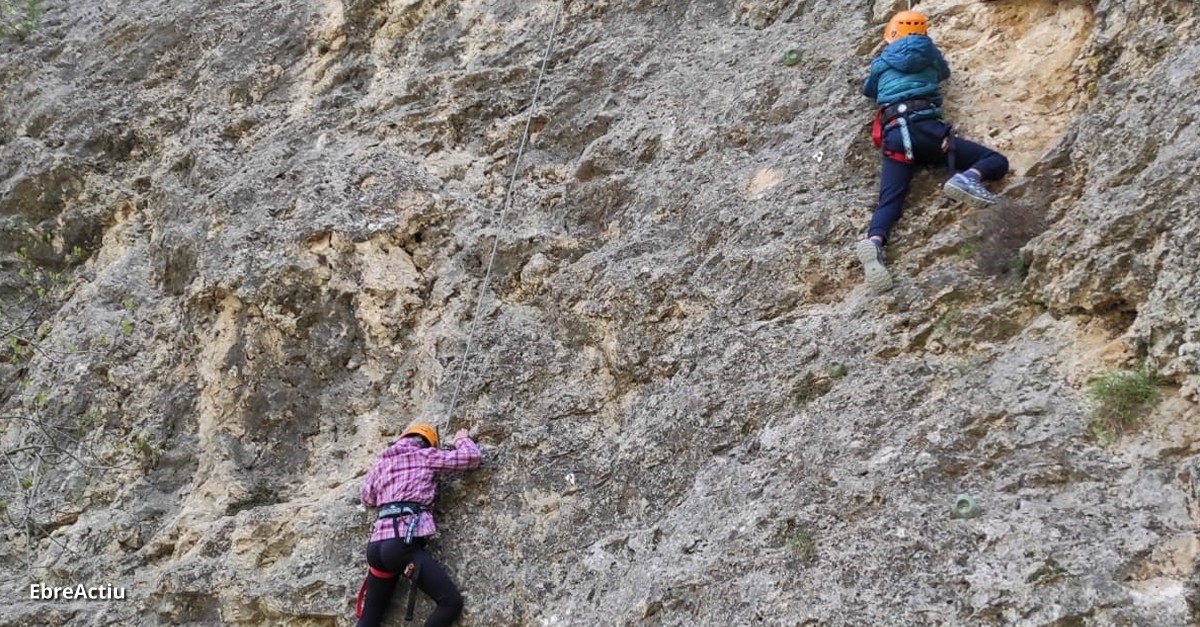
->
[[355, 578, 367, 619], [369, 566, 395, 579], [354, 567, 398, 618]]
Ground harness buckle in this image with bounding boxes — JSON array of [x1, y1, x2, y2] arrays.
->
[[377, 503, 409, 519]]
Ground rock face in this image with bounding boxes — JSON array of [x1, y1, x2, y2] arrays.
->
[[1, 0, 1198, 625]]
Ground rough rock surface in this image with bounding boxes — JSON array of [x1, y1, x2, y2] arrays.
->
[[1, 0, 1198, 625]]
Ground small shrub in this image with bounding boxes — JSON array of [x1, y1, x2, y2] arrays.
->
[[791, 372, 833, 406], [825, 362, 847, 379], [1026, 558, 1067, 586], [7, 336, 24, 359], [131, 435, 159, 469], [788, 528, 816, 562], [1088, 363, 1159, 440], [1008, 256, 1028, 282], [0, 0, 43, 39], [934, 309, 960, 336]]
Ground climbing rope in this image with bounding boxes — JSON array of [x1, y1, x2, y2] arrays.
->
[[444, 0, 565, 420]]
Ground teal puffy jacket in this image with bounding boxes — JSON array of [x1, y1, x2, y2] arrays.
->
[[862, 35, 950, 107]]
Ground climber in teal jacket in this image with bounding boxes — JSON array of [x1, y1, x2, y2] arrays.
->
[[854, 10, 1009, 294], [861, 33, 948, 115]]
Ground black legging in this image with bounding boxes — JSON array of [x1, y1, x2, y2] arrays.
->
[[356, 538, 464, 627]]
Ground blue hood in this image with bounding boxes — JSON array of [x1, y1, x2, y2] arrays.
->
[[880, 35, 942, 74]]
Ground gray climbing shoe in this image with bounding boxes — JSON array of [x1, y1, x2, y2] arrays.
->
[[856, 239, 893, 293], [943, 172, 998, 207]]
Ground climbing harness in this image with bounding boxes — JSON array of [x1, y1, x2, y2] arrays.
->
[[444, 0, 564, 420], [871, 99, 942, 165], [880, 98, 935, 122], [378, 501, 429, 545]]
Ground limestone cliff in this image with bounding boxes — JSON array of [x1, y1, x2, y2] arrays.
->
[[1, 0, 1197, 625]]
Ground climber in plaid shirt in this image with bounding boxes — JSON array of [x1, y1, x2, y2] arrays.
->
[[355, 423, 482, 627]]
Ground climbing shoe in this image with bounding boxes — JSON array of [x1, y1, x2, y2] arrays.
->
[[856, 239, 893, 293], [943, 172, 998, 206]]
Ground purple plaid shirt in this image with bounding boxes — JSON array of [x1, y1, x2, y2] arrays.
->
[[360, 435, 482, 543]]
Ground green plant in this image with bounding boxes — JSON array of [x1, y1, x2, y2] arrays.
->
[[0, 0, 42, 39], [1026, 558, 1067, 586], [956, 242, 978, 260], [788, 528, 816, 561], [131, 435, 159, 467], [1088, 362, 1159, 440], [7, 336, 23, 359], [77, 409, 103, 431], [119, 318, 134, 335], [934, 309, 961, 336], [790, 372, 833, 406], [1009, 256, 1028, 282]]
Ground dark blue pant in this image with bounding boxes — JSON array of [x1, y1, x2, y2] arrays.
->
[[869, 117, 1009, 243], [357, 538, 464, 627]]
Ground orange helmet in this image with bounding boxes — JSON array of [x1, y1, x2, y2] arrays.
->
[[401, 423, 439, 448], [884, 10, 928, 43]]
